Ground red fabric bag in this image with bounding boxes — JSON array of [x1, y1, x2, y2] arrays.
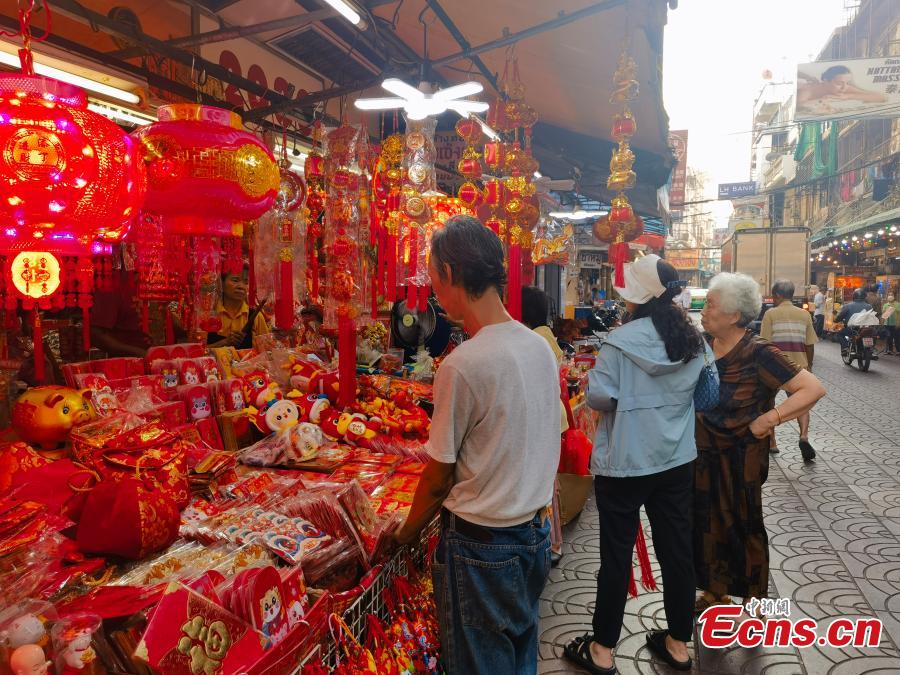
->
[[558, 377, 592, 475], [75, 475, 180, 560]]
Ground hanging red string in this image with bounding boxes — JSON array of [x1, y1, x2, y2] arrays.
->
[[31, 310, 43, 383]]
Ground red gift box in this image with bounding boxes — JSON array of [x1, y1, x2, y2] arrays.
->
[[194, 417, 224, 452], [134, 582, 268, 675], [61, 361, 95, 388], [142, 400, 188, 430]]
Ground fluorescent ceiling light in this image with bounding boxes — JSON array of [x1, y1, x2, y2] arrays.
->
[[87, 102, 153, 127], [355, 78, 488, 120], [472, 115, 500, 141], [321, 0, 362, 25], [534, 171, 543, 179], [0, 50, 140, 104], [549, 210, 608, 220]]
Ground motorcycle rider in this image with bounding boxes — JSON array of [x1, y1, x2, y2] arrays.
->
[[835, 289, 873, 354]]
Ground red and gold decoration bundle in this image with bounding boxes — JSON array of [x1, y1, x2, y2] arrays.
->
[[372, 133, 404, 306], [304, 123, 327, 302], [594, 48, 643, 287], [253, 138, 308, 331], [0, 8, 146, 377], [322, 123, 367, 407], [494, 57, 540, 320], [399, 116, 437, 312]]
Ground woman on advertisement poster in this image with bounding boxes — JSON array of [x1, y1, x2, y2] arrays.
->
[[797, 64, 887, 116]]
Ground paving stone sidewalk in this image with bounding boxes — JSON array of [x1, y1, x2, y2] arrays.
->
[[539, 341, 900, 674]]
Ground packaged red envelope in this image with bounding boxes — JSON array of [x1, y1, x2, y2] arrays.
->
[[349, 450, 403, 469], [177, 359, 204, 386], [194, 416, 224, 451], [142, 399, 188, 430], [214, 378, 246, 414], [73, 373, 121, 416], [150, 359, 181, 396], [246, 566, 289, 645], [197, 357, 221, 384], [327, 462, 388, 495], [337, 480, 381, 560], [61, 360, 94, 388], [279, 566, 309, 629], [395, 458, 427, 476], [92, 357, 144, 381], [108, 375, 166, 403], [178, 384, 214, 422], [134, 582, 268, 674]]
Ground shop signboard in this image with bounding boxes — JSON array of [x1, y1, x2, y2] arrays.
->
[[718, 182, 758, 199], [795, 57, 900, 122], [668, 130, 688, 207], [577, 249, 605, 269], [667, 248, 700, 270]]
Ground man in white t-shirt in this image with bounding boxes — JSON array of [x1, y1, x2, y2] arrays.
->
[[395, 215, 560, 675], [812, 285, 826, 337]]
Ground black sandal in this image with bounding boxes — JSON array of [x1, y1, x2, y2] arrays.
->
[[799, 440, 816, 462], [563, 634, 617, 675], [645, 631, 692, 671]]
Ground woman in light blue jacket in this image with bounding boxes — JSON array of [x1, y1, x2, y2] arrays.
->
[[564, 255, 712, 675]]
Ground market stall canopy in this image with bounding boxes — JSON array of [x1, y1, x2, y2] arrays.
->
[[2, 0, 675, 213]]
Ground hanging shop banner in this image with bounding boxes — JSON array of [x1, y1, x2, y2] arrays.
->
[[668, 130, 688, 207], [795, 57, 900, 122], [434, 132, 466, 196], [666, 248, 700, 270], [718, 182, 758, 199]]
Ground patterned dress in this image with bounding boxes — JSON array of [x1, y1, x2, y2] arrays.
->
[[693, 331, 799, 599]]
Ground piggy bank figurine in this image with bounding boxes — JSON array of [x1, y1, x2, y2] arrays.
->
[[11, 387, 97, 455]]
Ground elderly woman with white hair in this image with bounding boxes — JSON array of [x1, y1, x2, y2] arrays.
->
[[694, 273, 826, 614]]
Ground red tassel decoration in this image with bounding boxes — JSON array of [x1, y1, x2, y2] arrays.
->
[[386, 232, 397, 302], [635, 523, 657, 591], [32, 310, 44, 383], [508, 243, 522, 320], [417, 283, 429, 313], [628, 565, 638, 599], [609, 241, 629, 288], [275, 257, 293, 330], [337, 316, 356, 408]]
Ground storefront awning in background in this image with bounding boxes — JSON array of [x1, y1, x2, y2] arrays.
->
[[811, 206, 900, 245]]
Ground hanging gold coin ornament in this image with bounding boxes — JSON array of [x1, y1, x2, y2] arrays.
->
[[400, 116, 437, 312], [597, 47, 644, 287]]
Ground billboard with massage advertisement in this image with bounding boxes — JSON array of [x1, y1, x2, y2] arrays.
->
[[795, 57, 900, 122]]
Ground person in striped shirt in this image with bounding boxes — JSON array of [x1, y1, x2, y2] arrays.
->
[[760, 280, 818, 462]]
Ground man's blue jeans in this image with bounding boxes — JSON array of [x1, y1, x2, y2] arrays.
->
[[432, 508, 551, 675]]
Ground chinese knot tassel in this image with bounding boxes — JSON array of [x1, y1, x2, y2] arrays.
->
[[337, 316, 357, 408]]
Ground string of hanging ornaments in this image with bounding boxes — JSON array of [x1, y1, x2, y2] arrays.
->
[[593, 41, 644, 287], [0, 0, 146, 380]]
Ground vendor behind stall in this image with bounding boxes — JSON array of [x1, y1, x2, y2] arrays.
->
[[91, 269, 150, 358], [206, 266, 269, 349]]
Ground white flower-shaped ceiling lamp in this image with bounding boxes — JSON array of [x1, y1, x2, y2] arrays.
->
[[354, 78, 489, 120]]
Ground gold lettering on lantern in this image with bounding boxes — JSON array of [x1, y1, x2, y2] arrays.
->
[[4, 128, 67, 180], [177, 616, 232, 675]]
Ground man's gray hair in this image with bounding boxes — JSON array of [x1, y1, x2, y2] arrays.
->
[[772, 279, 795, 300], [709, 273, 762, 327]]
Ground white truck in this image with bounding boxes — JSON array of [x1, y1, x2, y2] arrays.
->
[[719, 227, 810, 299]]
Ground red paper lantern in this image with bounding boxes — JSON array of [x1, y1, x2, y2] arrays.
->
[[132, 104, 279, 237], [0, 75, 146, 248], [612, 112, 637, 140]]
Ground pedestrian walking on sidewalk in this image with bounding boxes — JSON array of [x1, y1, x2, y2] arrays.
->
[[812, 285, 826, 338], [563, 255, 710, 674], [394, 216, 559, 675], [760, 280, 819, 462], [883, 294, 899, 355], [694, 273, 826, 617]]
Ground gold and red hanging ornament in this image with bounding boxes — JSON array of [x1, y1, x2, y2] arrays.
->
[[0, 1, 147, 378], [497, 55, 540, 321], [400, 115, 437, 313], [323, 122, 367, 407], [304, 122, 327, 302], [372, 132, 404, 306], [595, 48, 643, 287], [455, 116, 484, 211]]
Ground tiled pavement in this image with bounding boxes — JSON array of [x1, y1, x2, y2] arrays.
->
[[539, 340, 900, 674]]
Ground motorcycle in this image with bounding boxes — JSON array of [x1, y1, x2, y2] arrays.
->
[[842, 325, 877, 372]]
